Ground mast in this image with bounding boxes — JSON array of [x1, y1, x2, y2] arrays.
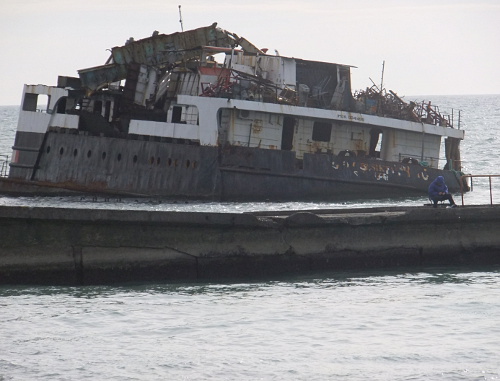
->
[[178, 5, 184, 32], [380, 60, 385, 92]]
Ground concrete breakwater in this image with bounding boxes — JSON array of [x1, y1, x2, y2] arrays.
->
[[1, 205, 499, 285]]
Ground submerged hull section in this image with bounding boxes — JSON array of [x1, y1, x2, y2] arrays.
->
[[1, 131, 463, 201]]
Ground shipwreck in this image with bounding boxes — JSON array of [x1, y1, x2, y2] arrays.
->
[[0, 23, 467, 200]]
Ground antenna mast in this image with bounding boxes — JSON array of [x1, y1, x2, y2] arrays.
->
[[380, 60, 385, 93], [178, 5, 184, 32]]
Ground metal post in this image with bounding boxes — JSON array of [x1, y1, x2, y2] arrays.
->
[[490, 176, 493, 205]]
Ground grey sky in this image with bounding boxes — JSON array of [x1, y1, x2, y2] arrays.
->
[[0, 0, 498, 105]]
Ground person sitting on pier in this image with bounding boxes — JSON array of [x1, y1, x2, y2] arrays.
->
[[428, 176, 457, 208]]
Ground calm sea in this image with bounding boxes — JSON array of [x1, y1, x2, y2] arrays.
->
[[1, 95, 500, 380]]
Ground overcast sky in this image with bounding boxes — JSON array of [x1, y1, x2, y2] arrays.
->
[[0, 0, 498, 105]]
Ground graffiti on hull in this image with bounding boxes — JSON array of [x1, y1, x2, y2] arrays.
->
[[332, 159, 430, 184]]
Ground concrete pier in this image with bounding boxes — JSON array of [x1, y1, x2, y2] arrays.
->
[[1, 205, 499, 285]]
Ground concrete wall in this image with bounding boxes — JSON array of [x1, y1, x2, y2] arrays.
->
[[1, 205, 499, 285]]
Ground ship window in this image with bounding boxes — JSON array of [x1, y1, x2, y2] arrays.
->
[[172, 106, 183, 123], [23, 93, 50, 112], [104, 101, 112, 121], [38, 94, 50, 113], [281, 116, 295, 150], [23, 93, 38, 111], [56, 97, 67, 114], [94, 100, 103, 115], [133, 155, 138, 163], [156, 157, 161, 165], [186, 159, 191, 168], [117, 153, 122, 161], [312, 121, 332, 142], [87, 150, 92, 158], [73, 149, 78, 157], [59, 147, 64, 155], [46, 146, 51, 154], [102, 152, 107, 160], [369, 128, 382, 158]]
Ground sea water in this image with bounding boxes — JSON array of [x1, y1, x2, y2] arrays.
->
[[1, 95, 500, 380]]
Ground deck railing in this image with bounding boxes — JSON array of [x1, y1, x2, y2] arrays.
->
[[460, 174, 500, 206]]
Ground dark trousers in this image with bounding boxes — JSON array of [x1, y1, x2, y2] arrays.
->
[[431, 194, 456, 207]]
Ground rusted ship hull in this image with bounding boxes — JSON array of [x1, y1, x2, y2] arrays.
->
[[1, 130, 463, 200]]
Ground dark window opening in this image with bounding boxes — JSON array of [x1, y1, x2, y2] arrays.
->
[[312, 121, 332, 142], [172, 106, 183, 123], [56, 97, 67, 114], [22, 93, 38, 112], [104, 101, 112, 121], [281, 116, 295, 150], [94, 101, 103, 115]]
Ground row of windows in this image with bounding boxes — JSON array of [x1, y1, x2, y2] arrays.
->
[[45, 145, 198, 169]]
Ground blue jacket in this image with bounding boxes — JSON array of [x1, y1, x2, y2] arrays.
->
[[428, 176, 448, 198]]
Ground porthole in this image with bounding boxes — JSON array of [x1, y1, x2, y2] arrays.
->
[[59, 147, 64, 155], [102, 152, 107, 160], [117, 153, 122, 162], [73, 149, 78, 157], [87, 150, 92, 158], [46, 146, 51, 154], [133, 155, 138, 163]]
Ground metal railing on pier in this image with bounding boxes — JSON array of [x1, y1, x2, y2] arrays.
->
[[460, 174, 500, 206], [0, 155, 9, 177]]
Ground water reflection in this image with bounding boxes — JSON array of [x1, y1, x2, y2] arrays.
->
[[3, 265, 498, 298]]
